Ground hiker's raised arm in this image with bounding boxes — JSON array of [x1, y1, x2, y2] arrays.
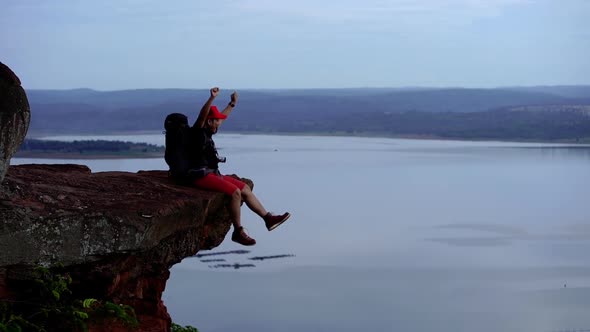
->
[[195, 87, 219, 128], [221, 91, 238, 118]]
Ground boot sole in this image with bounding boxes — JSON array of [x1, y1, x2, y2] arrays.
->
[[231, 237, 256, 246], [267, 213, 291, 231]]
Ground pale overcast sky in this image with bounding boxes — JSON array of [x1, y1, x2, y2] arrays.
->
[[1, 0, 589, 90]]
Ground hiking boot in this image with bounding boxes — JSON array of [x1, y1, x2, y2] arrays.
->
[[264, 212, 291, 231], [231, 227, 256, 246]]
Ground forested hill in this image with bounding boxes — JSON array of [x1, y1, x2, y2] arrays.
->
[[15, 139, 164, 158], [26, 86, 590, 141]]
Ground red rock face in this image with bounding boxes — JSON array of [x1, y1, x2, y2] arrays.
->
[[79, 257, 172, 331], [1, 164, 252, 331]]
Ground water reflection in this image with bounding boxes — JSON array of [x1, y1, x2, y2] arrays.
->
[[426, 222, 590, 247], [492, 145, 590, 160], [207, 263, 255, 269], [188, 250, 296, 270], [249, 254, 296, 261]]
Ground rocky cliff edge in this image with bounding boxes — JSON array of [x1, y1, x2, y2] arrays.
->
[[0, 165, 248, 331], [0, 62, 243, 331]]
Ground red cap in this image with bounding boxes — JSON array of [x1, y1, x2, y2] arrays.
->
[[208, 105, 227, 119]]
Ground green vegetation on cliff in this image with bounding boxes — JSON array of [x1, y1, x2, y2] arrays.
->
[[0, 266, 138, 331], [0, 266, 200, 332]]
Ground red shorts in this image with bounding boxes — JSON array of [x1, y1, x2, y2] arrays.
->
[[192, 173, 247, 196]]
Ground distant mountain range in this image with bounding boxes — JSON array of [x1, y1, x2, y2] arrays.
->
[[26, 86, 590, 142]]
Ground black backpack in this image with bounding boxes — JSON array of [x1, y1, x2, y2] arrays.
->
[[164, 113, 192, 183]]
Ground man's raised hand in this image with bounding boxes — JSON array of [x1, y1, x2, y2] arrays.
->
[[231, 91, 238, 104], [210, 87, 220, 98]]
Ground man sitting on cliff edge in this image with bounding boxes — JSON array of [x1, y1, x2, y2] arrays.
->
[[170, 87, 291, 246]]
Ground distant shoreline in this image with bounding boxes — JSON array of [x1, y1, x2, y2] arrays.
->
[[224, 131, 590, 145], [14, 131, 590, 160], [26, 130, 590, 144], [13, 151, 163, 159], [14, 138, 164, 160]]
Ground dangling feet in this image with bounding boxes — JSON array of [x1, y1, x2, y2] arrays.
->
[[231, 226, 256, 246], [264, 212, 291, 231]]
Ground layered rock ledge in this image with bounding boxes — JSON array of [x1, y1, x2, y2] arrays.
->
[[1, 164, 248, 331]]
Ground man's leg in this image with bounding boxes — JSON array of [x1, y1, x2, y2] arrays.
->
[[221, 175, 268, 217], [194, 174, 242, 226], [193, 174, 256, 246], [240, 184, 268, 218], [222, 175, 290, 231]]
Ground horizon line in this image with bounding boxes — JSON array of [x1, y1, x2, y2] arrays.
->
[[25, 84, 590, 92]]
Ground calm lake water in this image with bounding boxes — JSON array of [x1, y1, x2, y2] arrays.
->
[[12, 134, 590, 332]]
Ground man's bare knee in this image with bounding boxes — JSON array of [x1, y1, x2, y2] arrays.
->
[[241, 185, 252, 197], [231, 189, 242, 201]]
